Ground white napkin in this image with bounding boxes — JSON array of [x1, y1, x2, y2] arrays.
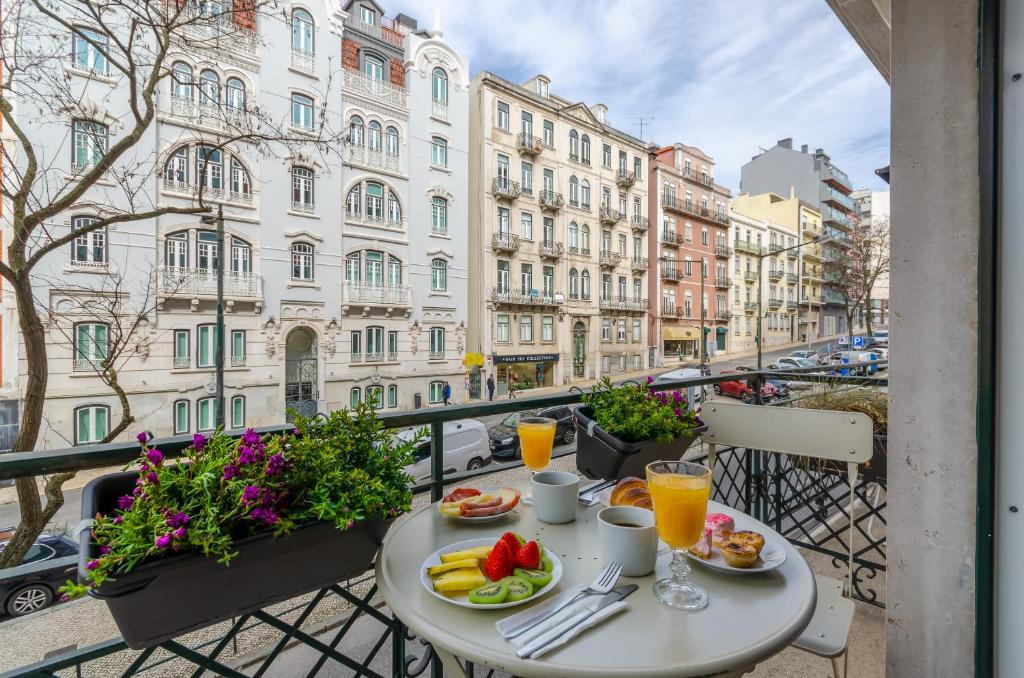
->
[[495, 588, 628, 659]]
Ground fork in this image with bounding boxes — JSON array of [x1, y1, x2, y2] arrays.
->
[[503, 561, 622, 639], [578, 479, 615, 505]]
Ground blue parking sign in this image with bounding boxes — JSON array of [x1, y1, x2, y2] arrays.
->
[[852, 336, 864, 348]]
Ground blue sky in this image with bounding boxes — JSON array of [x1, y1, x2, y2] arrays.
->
[[387, 0, 891, 192]]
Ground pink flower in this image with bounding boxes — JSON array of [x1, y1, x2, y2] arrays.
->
[[241, 485, 262, 504], [237, 446, 258, 465], [165, 512, 189, 528], [117, 495, 134, 511], [173, 526, 187, 539], [99, 545, 110, 555], [222, 464, 239, 481], [112, 516, 122, 525], [250, 506, 279, 525], [192, 433, 207, 451], [264, 453, 285, 476], [146, 449, 164, 466], [155, 533, 172, 549], [136, 431, 149, 445], [86, 559, 100, 570], [146, 472, 159, 484]]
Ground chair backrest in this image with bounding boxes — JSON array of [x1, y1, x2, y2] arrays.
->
[[700, 399, 873, 596]]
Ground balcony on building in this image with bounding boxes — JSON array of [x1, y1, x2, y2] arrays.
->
[[662, 302, 676, 317], [344, 284, 412, 308], [786, 301, 799, 312], [72, 357, 103, 373], [567, 244, 591, 257], [539, 190, 564, 212], [823, 206, 854, 230], [821, 162, 853, 192], [767, 269, 784, 283], [786, 248, 798, 259], [599, 207, 624, 225], [173, 356, 191, 369], [661, 194, 729, 225], [539, 240, 565, 260], [744, 301, 758, 313], [615, 169, 637, 187], [599, 250, 623, 268], [346, 144, 402, 173], [630, 257, 648, 273], [803, 222, 823, 237], [365, 351, 385, 363], [490, 287, 563, 308], [350, 351, 363, 363], [343, 68, 409, 109], [786, 272, 799, 285], [167, 96, 252, 135], [799, 314, 810, 325], [230, 355, 246, 368], [662, 266, 681, 281], [431, 99, 449, 122], [159, 266, 262, 301], [734, 239, 764, 256], [599, 296, 647, 314], [768, 243, 783, 254], [715, 275, 731, 289], [683, 168, 714, 189], [823, 288, 847, 304], [492, 177, 522, 201], [345, 208, 404, 230], [768, 297, 783, 309], [343, 13, 407, 48], [824, 186, 855, 211], [661, 230, 679, 247], [429, 350, 445, 361], [491, 232, 521, 253], [630, 215, 649, 233], [180, 12, 259, 59], [163, 176, 254, 207], [715, 309, 731, 320], [290, 48, 314, 74], [517, 132, 543, 155], [715, 243, 732, 257], [742, 270, 758, 283]]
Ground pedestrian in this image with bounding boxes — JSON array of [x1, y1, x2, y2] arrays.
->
[[442, 381, 452, 406], [486, 374, 495, 401]]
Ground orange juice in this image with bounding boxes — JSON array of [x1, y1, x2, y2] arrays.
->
[[517, 419, 556, 471], [648, 473, 711, 549]]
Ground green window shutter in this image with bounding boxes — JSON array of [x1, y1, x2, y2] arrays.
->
[[77, 408, 89, 443], [94, 407, 108, 441], [94, 325, 108, 359]]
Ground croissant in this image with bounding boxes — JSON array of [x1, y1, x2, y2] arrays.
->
[[610, 477, 653, 510]]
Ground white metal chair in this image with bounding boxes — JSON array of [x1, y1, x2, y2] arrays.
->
[[701, 399, 873, 678]]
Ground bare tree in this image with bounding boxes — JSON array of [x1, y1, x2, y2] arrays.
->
[[0, 0, 342, 566], [825, 216, 892, 339]]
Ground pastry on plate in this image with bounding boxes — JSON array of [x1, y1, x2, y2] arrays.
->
[[727, 530, 765, 557], [690, 527, 713, 559], [720, 541, 758, 568], [609, 476, 653, 510], [704, 513, 735, 547]]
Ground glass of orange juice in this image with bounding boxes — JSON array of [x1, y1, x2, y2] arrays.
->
[[647, 460, 712, 610], [516, 416, 557, 503]]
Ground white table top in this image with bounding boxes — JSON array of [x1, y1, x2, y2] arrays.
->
[[376, 499, 816, 678]]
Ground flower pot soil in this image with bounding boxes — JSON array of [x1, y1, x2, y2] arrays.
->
[[79, 472, 392, 649]]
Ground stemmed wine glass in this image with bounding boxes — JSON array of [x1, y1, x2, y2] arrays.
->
[[515, 416, 557, 503]]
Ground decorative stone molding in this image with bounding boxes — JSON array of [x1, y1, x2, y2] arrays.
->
[[408, 321, 420, 355]]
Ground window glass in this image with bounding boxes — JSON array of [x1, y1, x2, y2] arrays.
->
[[73, 120, 107, 169], [231, 396, 245, 428], [291, 93, 314, 129], [292, 9, 314, 53], [496, 101, 509, 130], [292, 243, 314, 280], [292, 167, 314, 208], [387, 385, 398, 408], [431, 258, 447, 291], [197, 398, 215, 431], [197, 324, 217, 368], [364, 54, 384, 81], [350, 387, 361, 408], [431, 137, 447, 166], [74, 323, 108, 368], [76, 405, 109, 444], [72, 27, 108, 74], [429, 381, 444, 404], [71, 216, 105, 264], [432, 68, 448, 104], [496, 314, 510, 342], [174, 400, 189, 434]]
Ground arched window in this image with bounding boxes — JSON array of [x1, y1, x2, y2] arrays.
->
[[431, 258, 447, 292], [364, 251, 383, 285], [225, 77, 245, 112], [345, 252, 361, 283], [432, 67, 448, 104], [431, 197, 447, 234], [230, 395, 245, 429], [291, 166, 314, 209], [387, 255, 402, 286], [580, 179, 591, 208], [569, 129, 579, 161], [581, 269, 591, 299], [165, 231, 188, 268], [365, 181, 384, 219], [581, 224, 591, 253], [229, 157, 251, 200], [569, 222, 579, 252], [171, 61, 193, 99], [385, 126, 399, 156], [368, 120, 382, 151], [581, 134, 591, 164], [387, 384, 398, 408], [569, 176, 579, 206], [349, 387, 361, 408], [195, 145, 223, 189], [388, 190, 402, 225], [74, 403, 109, 444], [291, 8, 314, 54], [165, 146, 189, 186], [291, 242, 314, 280], [199, 69, 219, 106], [70, 216, 105, 265], [569, 268, 579, 298], [349, 116, 364, 145], [346, 184, 361, 216], [431, 136, 447, 167], [364, 53, 384, 81]]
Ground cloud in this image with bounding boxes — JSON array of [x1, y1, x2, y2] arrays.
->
[[387, 0, 890, 191]]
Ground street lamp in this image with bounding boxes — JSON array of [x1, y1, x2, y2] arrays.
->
[[200, 205, 225, 429]]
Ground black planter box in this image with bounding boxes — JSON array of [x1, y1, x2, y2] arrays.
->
[[79, 472, 393, 649], [818, 433, 887, 484], [574, 406, 706, 481]]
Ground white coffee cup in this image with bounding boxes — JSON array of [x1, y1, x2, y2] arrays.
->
[[597, 506, 658, 576], [531, 471, 580, 524]]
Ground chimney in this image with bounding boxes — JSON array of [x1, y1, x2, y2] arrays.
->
[[815, 147, 824, 156], [801, 144, 808, 153], [789, 186, 796, 199], [777, 138, 793, 150]]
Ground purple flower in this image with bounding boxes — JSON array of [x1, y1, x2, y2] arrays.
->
[[192, 433, 207, 451], [173, 526, 187, 539], [136, 431, 149, 445], [646, 376, 654, 385], [99, 545, 110, 555], [86, 559, 100, 570], [166, 512, 189, 529], [241, 485, 262, 504], [112, 516, 122, 525], [222, 464, 239, 481], [346, 520, 355, 530], [292, 427, 300, 436], [237, 446, 258, 466], [146, 472, 159, 485], [155, 533, 172, 549], [139, 462, 149, 474], [117, 495, 135, 511], [672, 390, 683, 404], [674, 407, 685, 418], [242, 428, 261, 447], [146, 448, 164, 466], [264, 453, 285, 476], [250, 507, 279, 525]]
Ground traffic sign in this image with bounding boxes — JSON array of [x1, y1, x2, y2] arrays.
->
[[852, 336, 864, 348]]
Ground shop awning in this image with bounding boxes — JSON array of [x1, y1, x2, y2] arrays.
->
[[716, 327, 728, 334], [663, 326, 698, 340]]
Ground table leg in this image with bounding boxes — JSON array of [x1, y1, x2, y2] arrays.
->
[[432, 647, 470, 678]]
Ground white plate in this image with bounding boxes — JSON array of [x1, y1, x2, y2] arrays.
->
[[437, 488, 520, 523], [420, 537, 563, 609], [686, 536, 788, 574]]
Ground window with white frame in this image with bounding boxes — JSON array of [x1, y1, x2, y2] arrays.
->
[[72, 119, 107, 170], [569, 176, 579, 206], [173, 329, 190, 368], [365, 385, 383, 408], [602, 144, 612, 168], [387, 384, 398, 408], [72, 27, 108, 74], [521, 161, 533, 195], [581, 180, 591, 209], [197, 397, 216, 432], [291, 242, 314, 281], [632, 318, 641, 341], [431, 258, 447, 292], [520, 314, 533, 342], [197, 324, 217, 368], [521, 212, 533, 240], [569, 268, 579, 298], [543, 120, 554, 146], [291, 93, 314, 129], [70, 216, 105, 265], [496, 101, 509, 130], [496, 314, 510, 342], [581, 269, 591, 299], [350, 387, 361, 407], [350, 331, 362, 360], [431, 137, 447, 167], [388, 331, 398, 360], [617, 319, 626, 341], [431, 197, 447, 233], [173, 400, 190, 434], [363, 53, 384, 81], [580, 134, 591, 164], [74, 322, 108, 370], [428, 381, 444, 404], [367, 326, 384, 360], [569, 130, 579, 161], [231, 330, 246, 366], [231, 395, 245, 429], [292, 167, 314, 209], [75, 404, 109, 444], [431, 67, 448, 104], [199, 69, 220, 106], [429, 327, 445, 357], [601, 318, 611, 341], [542, 315, 554, 342], [292, 9, 314, 54]]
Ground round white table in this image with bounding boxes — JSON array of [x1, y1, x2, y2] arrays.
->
[[376, 499, 816, 678]]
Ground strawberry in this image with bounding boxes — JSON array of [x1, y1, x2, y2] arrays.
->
[[484, 541, 516, 581], [515, 540, 541, 570], [497, 531, 522, 558]]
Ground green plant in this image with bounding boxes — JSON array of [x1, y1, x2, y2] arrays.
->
[[62, 403, 423, 597], [581, 377, 700, 443]]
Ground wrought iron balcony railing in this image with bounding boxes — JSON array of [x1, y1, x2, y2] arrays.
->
[[716, 309, 731, 320], [159, 267, 262, 299], [599, 207, 624, 224], [599, 296, 648, 313], [661, 230, 679, 246], [492, 177, 521, 200], [715, 276, 731, 289], [598, 250, 623, 267], [343, 68, 409, 108], [768, 269, 784, 282], [715, 244, 732, 257], [768, 298, 783, 309], [660, 194, 730, 225], [743, 270, 758, 283], [630, 215, 649, 232], [345, 208, 405, 230], [491, 232, 521, 252], [786, 301, 799, 311], [744, 301, 758, 313], [786, 273, 799, 284], [343, 14, 407, 47], [517, 132, 543, 155], [344, 284, 411, 306], [539, 240, 565, 259], [769, 243, 783, 253], [683, 169, 714, 188], [539, 190, 564, 211], [615, 169, 637, 187], [630, 257, 648, 272], [490, 288, 563, 307], [662, 266, 681, 281], [734, 239, 764, 256]]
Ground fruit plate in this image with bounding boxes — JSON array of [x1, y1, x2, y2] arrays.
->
[[685, 535, 788, 574], [419, 537, 563, 609]]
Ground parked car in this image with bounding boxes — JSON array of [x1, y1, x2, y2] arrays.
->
[[488, 406, 576, 460], [734, 366, 791, 399], [654, 366, 710, 402], [872, 329, 889, 341], [862, 336, 887, 350], [0, 533, 79, 617], [788, 347, 832, 364], [713, 370, 779, 403], [772, 356, 821, 370], [825, 351, 884, 375], [400, 420, 491, 483]]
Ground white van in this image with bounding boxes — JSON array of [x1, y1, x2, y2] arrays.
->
[[400, 419, 491, 484]]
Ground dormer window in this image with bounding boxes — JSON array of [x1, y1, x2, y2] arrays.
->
[[360, 6, 376, 25], [536, 79, 549, 98]]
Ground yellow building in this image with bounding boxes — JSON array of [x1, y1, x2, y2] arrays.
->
[[729, 192, 823, 346]]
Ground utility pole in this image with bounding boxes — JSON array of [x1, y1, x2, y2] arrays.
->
[[756, 252, 763, 370], [214, 205, 225, 429], [699, 259, 706, 372]]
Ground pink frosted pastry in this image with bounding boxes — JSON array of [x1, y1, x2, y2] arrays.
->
[[704, 513, 735, 547], [690, 527, 713, 559]]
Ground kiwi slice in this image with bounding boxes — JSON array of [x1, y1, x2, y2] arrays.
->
[[540, 555, 554, 573], [514, 567, 552, 588], [501, 575, 534, 602], [468, 580, 509, 605]]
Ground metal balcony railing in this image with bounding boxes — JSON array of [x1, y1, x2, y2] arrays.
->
[[432, 100, 449, 121], [599, 250, 623, 267], [715, 276, 731, 288], [428, 350, 445, 360], [786, 301, 799, 311], [350, 352, 362, 363], [163, 175, 253, 205], [539, 190, 564, 210], [661, 231, 679, 246], [768, 269, 784, 282], [734, 239, 764, 256], [599, 296, 648, 313], [516, 132, 542, 155], [290, 48, 314, 73], [72, 357, 104, 372], [768, 298, 783, 309], [630, 257, 648, 272], [230, 355, 246, 367], [173, 356, 191, 369], [786, 273, 799, 284], [345, 208, 405, 230], [291, 200, 315, 213], [492, 177, 522, 200], [662, 267, 681, 281], [490, 288, 562, 307], [159, 267, 262, 299], [660, 195, 729, 225], [346, 145, 402, 173], [491, 232, 521, 252], [599, 207, 624, 224], [366, 352, 385, 363], [786, 249, 799, 259], [769, 243, 783, 253], [715, 244, 732, 257], [744, 301, 758, 313], [167, 96, 253, 135], [615, 169, 637, 186], [630, 215, 649, 232], [344, 284, 411, 306], [743, 270, 758, 283], [539, 240, 565, 258], [343, 15, 406, 47], [343, 68, 409, 108], [662, 303, 676, 315], [683, 169, 714, 188], [716, 309, 731, 320]]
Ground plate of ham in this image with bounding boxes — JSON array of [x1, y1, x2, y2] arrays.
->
[[438, 487, 521, 522]]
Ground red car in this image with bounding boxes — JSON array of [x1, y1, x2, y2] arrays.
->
[[712, 370, 778, 403]]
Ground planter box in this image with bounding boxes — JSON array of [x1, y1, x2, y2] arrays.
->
[[79, 472, 393, 649], [817, 433, 887, 484], [574, 406, 705, 481]]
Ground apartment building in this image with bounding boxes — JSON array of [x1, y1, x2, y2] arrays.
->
[[648, 144, 732, 362], [729, 193, 823, 350], [3, 1, 468, 449], [468, 73, 650, 395], [739, 138, 857, 337], [851, 188, 891, 326]]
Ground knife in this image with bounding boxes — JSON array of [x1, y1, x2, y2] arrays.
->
[[517, 584, 638, 659]]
